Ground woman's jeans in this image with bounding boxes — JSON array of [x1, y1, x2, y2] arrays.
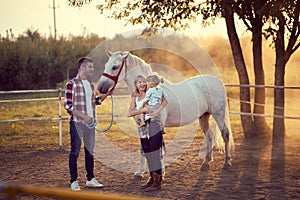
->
[[69, 121, 95, 183], [140, 120, 163, 175]]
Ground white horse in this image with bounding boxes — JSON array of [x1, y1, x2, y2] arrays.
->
[[97, 50, 234, 170]]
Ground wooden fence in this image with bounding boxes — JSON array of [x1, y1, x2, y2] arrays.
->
[[1, 84, 300, 147]]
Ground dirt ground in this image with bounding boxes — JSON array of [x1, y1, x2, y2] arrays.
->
[[0, 132, 299, 200]]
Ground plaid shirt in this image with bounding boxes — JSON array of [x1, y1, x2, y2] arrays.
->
[[64, 74, 97, 123]]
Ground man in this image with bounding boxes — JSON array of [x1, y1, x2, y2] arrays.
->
[[64, 57, 110, 191]]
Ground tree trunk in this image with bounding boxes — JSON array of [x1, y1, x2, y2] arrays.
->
[[222, 0, 256, 137], [273, 15, 286, 138], [252, 19, 270, 135]]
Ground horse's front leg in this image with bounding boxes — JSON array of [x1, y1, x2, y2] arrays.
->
[[199, 113, 213, 171], [134, 153, 146, 178], [221, 126, 232, 168]]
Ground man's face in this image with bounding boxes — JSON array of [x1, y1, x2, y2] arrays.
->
[[82, 62, 94, 77]]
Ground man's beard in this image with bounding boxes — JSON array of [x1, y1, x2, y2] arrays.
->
[[87, 74, 93, 80]]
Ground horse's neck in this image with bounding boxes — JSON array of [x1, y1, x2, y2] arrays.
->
[[123, 55, 150, 94], [124, 54, 172, 94]]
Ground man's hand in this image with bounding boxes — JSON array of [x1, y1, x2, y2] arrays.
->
[[83, 115, 93, 124]]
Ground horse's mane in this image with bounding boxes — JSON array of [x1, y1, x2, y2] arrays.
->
[[126, 52, 170, 85], [126, 53, 153, 75]]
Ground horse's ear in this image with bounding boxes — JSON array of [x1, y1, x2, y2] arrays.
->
[[122, 51, 129, 59], [106, 50, 113, 57]]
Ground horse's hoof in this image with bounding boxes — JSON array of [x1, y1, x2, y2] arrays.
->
[[201, 163, 210, 171], [132, 174, 143, 182]]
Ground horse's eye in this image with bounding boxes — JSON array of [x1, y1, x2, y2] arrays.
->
[[112, 66, 119, 70]]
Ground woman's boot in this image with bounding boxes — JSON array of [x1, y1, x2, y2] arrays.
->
[[140, 174, 153, 189], [144, 172, 162, 192]]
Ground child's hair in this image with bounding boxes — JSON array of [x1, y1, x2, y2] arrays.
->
[[147, 74, 164, 85]]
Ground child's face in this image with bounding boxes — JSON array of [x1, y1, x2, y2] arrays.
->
[[146, 80, 155, 89]]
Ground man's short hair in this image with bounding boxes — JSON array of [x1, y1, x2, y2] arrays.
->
[[77, 57, 93, 69]]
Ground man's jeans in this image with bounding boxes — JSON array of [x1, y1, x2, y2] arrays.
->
[[69, 121, 95, 183]]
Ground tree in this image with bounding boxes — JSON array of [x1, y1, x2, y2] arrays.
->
[[0, 29, 105, 90], [266, 0, 300, 138], [218, 0, 256, 137], [221, 0, 300, 138], [232, 0, 270, 134], [67, 0, 300, 138], [202, 0, 300, 138]]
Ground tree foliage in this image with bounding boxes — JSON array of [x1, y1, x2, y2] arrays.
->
[[0, 29, 104, 90], [67, 0, 300, 138]]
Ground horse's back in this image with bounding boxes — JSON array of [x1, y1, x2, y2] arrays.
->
[[161, 75, 226, 127]]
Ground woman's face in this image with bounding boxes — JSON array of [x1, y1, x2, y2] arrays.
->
[[136, 78, 147, 92]]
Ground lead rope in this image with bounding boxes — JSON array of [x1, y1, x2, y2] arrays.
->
[[83, 94, 114, 132]]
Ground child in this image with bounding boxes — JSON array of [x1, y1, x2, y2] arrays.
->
[[139, 74, 167, 127]]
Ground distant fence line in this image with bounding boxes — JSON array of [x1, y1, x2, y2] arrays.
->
[[0, 84, 300, 147], [224, 84, 300, 89]]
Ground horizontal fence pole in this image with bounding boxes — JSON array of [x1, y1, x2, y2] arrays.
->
[[0, 89, 63, 95], [0, 114, 129, 123], [1, 84, 300, 95], [224, 84, 300, 89], [0, 117, 68, 123], [0, 85, 300, 124], [229, 111, 300, 120], [0, 85, 299, 148], [0, 97, 59, 103]]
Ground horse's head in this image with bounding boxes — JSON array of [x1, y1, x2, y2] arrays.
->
[[98, 51, 129, 94]]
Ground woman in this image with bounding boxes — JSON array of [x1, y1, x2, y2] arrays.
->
[[128, 75, 168, 192], [128, 75, 148, 177]]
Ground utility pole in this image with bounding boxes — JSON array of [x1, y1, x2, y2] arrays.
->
[[50, 0, 58, 40]]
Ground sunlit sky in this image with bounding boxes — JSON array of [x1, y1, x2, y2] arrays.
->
[[0, 0, 243, 39]]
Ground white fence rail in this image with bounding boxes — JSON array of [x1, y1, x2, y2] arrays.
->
[[224, 84, 300, 120], [1, 85, 300, 146], [0, 89, 65, 147]]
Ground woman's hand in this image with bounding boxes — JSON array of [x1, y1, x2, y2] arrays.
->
[[128, 107, 149, 117], [149, 109, 159, 118], [139, 106, 149, 114], [127, 110, 134, 117]]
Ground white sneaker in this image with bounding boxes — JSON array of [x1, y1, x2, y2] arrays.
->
[[86, 178, 104, 188], [70, 181, 81, 191]]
